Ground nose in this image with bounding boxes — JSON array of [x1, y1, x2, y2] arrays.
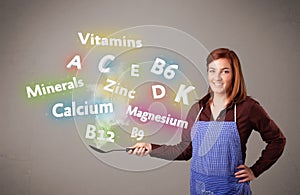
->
[[214, 72, 222, 81]]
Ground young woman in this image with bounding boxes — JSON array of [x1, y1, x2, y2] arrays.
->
[[128, 48, 286, 195]]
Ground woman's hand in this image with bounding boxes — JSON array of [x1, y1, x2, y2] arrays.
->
[[127, 142, 152, 157], [235, 165, 256, 182]]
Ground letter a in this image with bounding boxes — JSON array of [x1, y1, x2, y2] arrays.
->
[[66, 55, 82, 70], [152, 85, 166, 99]]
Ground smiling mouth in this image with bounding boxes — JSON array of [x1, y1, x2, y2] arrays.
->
[[213, 82, 223, 86]]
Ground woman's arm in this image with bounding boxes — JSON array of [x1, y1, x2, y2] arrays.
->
[[249, 100, 286, 177]]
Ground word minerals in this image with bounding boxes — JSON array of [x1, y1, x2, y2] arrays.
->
[[52, 101, 113, 118], [26, 77, 84, 98]]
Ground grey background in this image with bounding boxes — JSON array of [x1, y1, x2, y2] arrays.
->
[[0, 0, 299, 194]]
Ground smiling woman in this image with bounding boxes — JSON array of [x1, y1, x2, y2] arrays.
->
[[206, 48, 247, 106], [208, 59, 233, 96], [129, 48, 286, 195]]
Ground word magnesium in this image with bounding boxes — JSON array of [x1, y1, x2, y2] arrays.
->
[[126, 105, 188, 129]]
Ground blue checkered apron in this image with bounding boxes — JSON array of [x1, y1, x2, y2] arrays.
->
[[190, 105, 251, 195]]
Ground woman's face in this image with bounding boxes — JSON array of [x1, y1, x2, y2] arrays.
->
[[208, 58, 233, 96]]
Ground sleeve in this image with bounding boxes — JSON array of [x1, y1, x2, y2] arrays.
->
[[249, 101, 286, 177], [149, 102, 200, 161]]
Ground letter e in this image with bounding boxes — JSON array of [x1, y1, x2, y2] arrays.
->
[[131, 64, 140, 77]]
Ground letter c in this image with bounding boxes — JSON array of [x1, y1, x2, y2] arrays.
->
[[128, 90, 136, 99], [98, 55, 115, 73], [52, 103, 64, 118]]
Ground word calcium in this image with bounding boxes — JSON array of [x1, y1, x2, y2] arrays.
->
[[52, 101, 113, 118]]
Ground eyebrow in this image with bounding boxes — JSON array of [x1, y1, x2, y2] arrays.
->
[[208, 67, 230, 70], [221, 67, 230, 70]]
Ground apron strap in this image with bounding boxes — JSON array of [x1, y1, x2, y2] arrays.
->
[[194, 106, 203, 124], [234, 104, 237, 123]]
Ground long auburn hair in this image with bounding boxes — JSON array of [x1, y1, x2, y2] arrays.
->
[[206, 48, 247, 104]]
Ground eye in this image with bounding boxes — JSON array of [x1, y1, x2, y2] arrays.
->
[[208, 69, 215, 73], [222, 70, 230, 74]]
